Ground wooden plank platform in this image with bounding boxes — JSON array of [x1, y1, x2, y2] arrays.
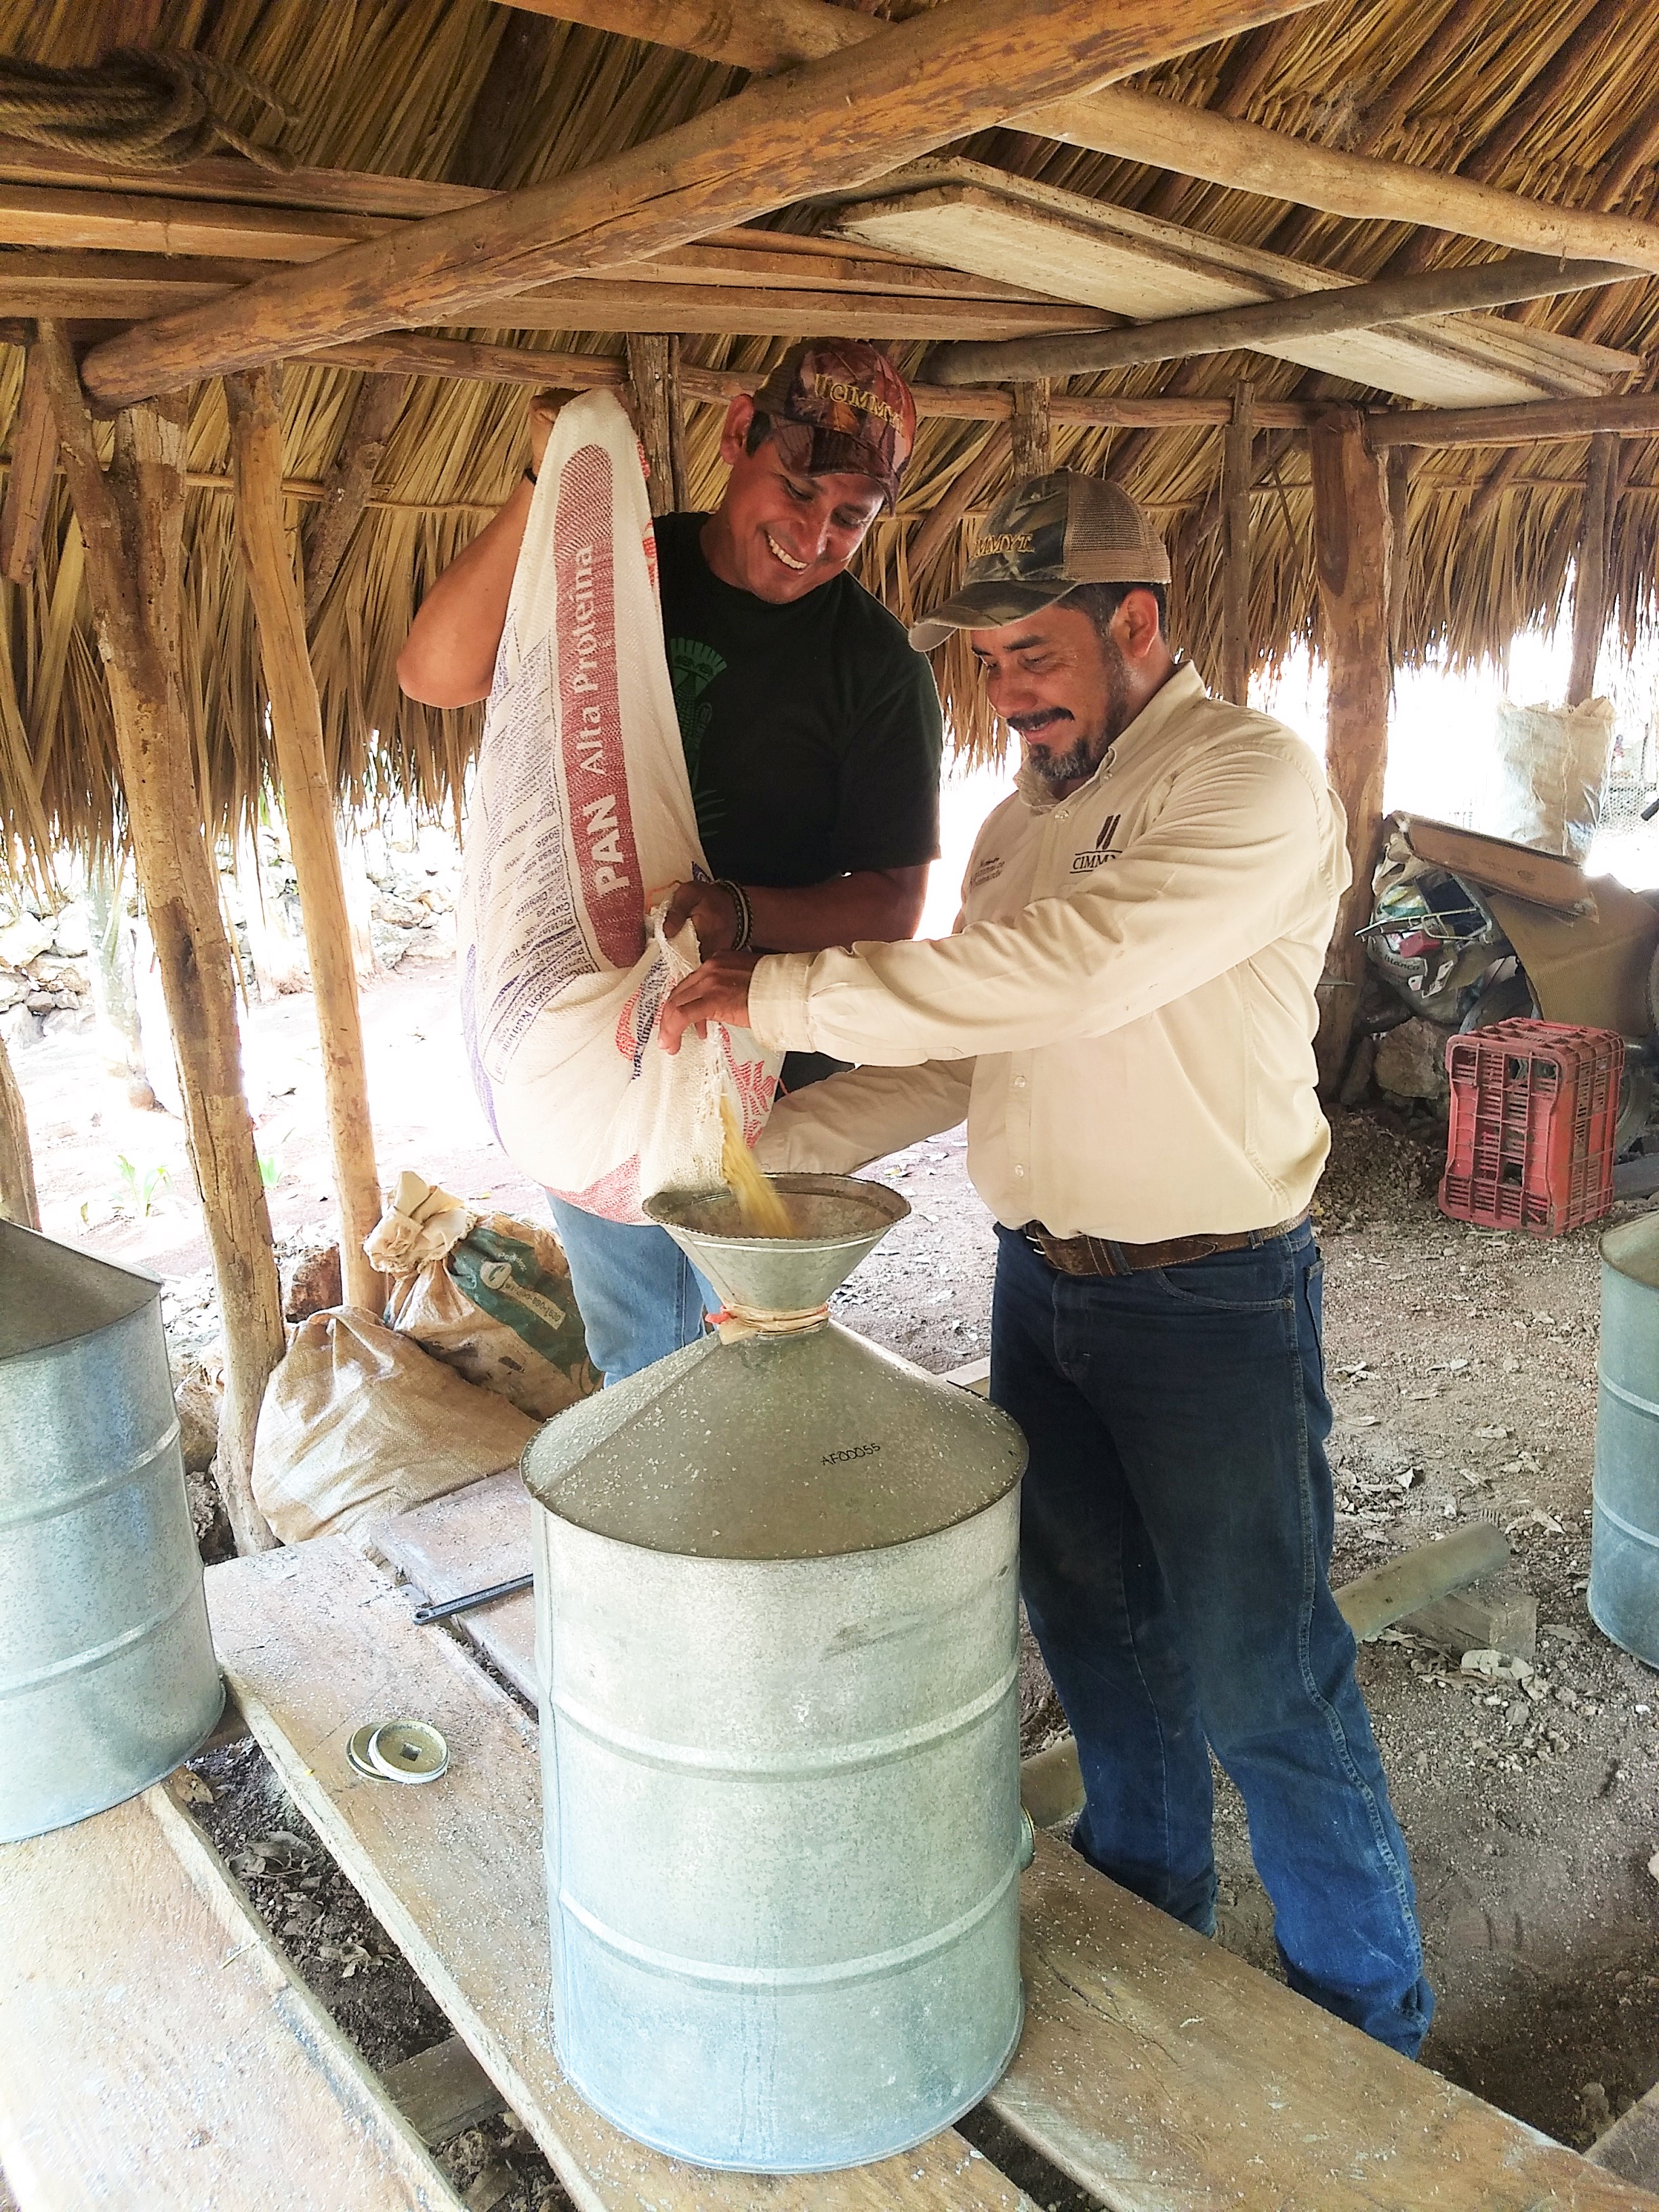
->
[[374, 1469, 535, 1702], [206, 1538, 1659, 2212], [205, 1539, 1029, 2212], [0, 1774, 460, 2212]]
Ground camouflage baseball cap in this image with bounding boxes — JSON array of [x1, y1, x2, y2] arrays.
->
[[909, 469, 1171, 652], [750, 340, 916, 513]]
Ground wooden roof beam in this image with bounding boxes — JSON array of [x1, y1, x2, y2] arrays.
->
[[1365, 392, 1659, 449], [1014, 87, 1659, 281], [76, 0, 1324, 410], [0, 257, 1123, 343], [928, 252, 1637, 386]]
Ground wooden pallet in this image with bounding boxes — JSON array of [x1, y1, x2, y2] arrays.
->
[[199, 1536, 1658, 2212]]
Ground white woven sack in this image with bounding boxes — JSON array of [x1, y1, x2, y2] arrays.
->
[[460, 390, 779, 1220], [1486, 697, 1615, 864]]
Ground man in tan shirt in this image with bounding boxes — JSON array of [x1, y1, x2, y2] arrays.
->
[[660, 470, 1433, 2057]]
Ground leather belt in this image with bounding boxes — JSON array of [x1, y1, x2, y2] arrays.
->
[[1021, 1212, 1309, 1278]]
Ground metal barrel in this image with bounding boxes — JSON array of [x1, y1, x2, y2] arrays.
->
[[533, 1493, 1023, 2172], [1591, 1213, 1659, 1664], [525, 1174, 1028, 2170], [0, 1221, 223, 1842]]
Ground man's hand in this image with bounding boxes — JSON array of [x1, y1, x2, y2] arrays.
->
[[663, 879, 742, 958], [659, 953, 762, 1053]]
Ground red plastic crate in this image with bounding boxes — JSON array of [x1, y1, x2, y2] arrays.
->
[[1439, 1019, 1624, 1235]]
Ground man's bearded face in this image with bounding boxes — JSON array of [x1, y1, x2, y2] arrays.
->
[[970, 604, 1135, 793]]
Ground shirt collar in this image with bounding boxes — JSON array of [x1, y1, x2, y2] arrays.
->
[[1015, 661, 1206, 813]]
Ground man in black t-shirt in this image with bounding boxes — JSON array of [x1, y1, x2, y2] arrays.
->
[[398, 340, 941, 1381]]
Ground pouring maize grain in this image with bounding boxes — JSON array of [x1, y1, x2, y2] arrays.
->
[[720, 1094, 796, 1237]]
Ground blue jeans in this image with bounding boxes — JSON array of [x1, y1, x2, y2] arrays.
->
[[546, 1198, 716, 1385], [991, 1220, 1433, 2057]]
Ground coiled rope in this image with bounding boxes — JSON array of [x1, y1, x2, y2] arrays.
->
[[0, 47, 294, 171]]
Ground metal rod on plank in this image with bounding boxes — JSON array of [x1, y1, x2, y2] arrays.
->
[[411, 1574, 533, 1626]]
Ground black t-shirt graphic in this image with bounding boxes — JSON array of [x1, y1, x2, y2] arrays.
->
[[653, 511, 943, 895]]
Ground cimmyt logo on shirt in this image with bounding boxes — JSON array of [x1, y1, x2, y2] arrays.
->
[[1071, 815, 1121, 872]]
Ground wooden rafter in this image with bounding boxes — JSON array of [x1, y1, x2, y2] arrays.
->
[[926, 253, 1637, 387], [1016, 87, 1659, 280], [0, 253, 1122, 344], [75, 0, 1324, 409]]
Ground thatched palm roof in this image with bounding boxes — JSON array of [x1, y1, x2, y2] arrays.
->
[[1, 0, 1657, 862]]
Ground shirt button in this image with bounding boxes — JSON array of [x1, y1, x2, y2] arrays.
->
[[1012, 1075, 1027, 1089], [1012, 1164, 1026, 1178]]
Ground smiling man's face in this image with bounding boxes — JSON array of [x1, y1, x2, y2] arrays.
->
[[970, 602, 1136, 794], [702, 397, 886, 605]]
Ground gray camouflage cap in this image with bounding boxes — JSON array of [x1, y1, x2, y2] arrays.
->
[[909, 468, 1172, 653]]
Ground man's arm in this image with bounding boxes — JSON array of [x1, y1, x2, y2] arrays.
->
[[661, 745, 1331, 1059], [396, 481, 531, 706], [664, 866, 925, 957], [396, 397, 556, 708], [756, 1059, 974, 1175]]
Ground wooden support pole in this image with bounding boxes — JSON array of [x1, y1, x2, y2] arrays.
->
[[625, 334, 681, 518], [1219, 379, 1254, 707], [302, 371, 407, 632], [927, 251, 1632, 387], [1568, 431, 1617, 705], [1008, 380, 1052, 481], [226, 366, 383, 1315], [0, 1027, 39, 1227], [1019, 86, 1659, 280], [1309, 407, 1391, 1097], [36, 324, 282, 1554], [665, 335, 688, 514], [75, 0, 1323, 408], [0, 340, 54, 582], [1386, 446, 1412, 665]]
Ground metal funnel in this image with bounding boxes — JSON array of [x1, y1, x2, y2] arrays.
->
[[644, 1172, 907, 1313]]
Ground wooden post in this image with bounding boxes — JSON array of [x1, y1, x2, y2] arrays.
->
[[665, 335, 689, 516], [626, 335, 682, 518], [1009, 380, 1052, 480], [226, 366, 383, 1315], [1386, 446, 1412, 665], [302, 372, 406, 632], [1309, 406, 1391, 1096], [1568, 431, 1617, 704], [37, 323, 283, 1554], [0, 342, 55, 583], [0, 1028, 39, 1227], [1218, 378, 1254, 705]]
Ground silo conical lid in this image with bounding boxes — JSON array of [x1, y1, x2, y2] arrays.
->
[[525, 1331, 1025, 1561]]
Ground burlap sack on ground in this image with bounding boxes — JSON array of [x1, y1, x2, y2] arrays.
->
[[364, 1170, 598, 1419], [252, 1309, 536, 1545]]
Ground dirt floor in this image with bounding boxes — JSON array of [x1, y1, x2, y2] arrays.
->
[[12, 957, 1659, 2204]]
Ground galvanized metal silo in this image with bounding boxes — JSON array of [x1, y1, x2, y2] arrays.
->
[[1, 1221, 224, 1841], [525, 1175, 1027, 2172], [1591, 1212, 1659, 1665]]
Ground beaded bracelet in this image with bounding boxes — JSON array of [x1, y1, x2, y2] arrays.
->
[[714, 878, 753, 951]]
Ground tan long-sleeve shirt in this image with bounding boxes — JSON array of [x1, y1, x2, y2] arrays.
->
[[752, 663, 1349, 1241]]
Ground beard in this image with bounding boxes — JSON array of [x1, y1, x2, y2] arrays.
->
[[1020, 634, 1136, 786]]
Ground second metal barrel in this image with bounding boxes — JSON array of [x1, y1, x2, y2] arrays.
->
[[1591, 1212, 1659, 1665], [1, 1220, 223, 1842]]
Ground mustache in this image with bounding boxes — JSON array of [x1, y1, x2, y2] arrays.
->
[[1009, 708, 1075, 737]]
